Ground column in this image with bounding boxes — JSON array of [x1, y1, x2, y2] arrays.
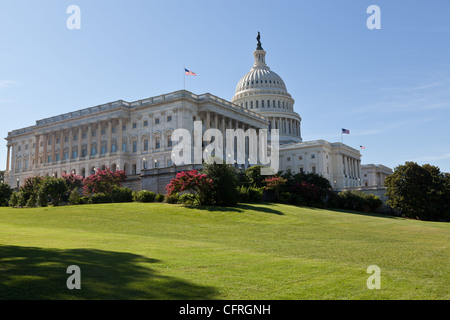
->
[[69, 129, 73, 161], [87, 124, 92, 156], [97, 122, 101, 157], [78, 127, 82, 159], [214, 113, 218, 129], [42, 134, 47, 164], [206, 111, 211, 130], [51, 133, 56, 163], [59, 130, 64, 162], [6, 145, 11, 172], [35, 135, 40, 167], [107, 120, 112, 154], [118, 118, 123, 152]]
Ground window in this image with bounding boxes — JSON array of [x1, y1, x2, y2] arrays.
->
[[92, 131, 96, 137], [48, 140, 51, 145], [132, 141, 137, 153], [91, 146, 96, 156], [299, 155, 303, 160], [154, 160, 160, 168], [132, 164, 137, 175], [101, 129, 106, 135], [40, 142, 44, 147], [112, 128, 116, 133], [144, 139, 149, 151], [155, 118, 160, 124], [312, 166, 316, 174], [48, 156, 51, 163], [256, 100, 259, 108], [327, 166, 330, 174], [111, 144, 116, 153], [73, 150, 78, 158], [82, 133, 86, 139], [82, 149, 87, 157], [143, 120, 148, 127], [25, 159, 29, 170], [167, 159, 173, 167], [167, 115, 172, 122], [25, 145, 28, 150], [64, 152, 68, 160], [18, 146, 21, 151], [311, 154, 316, 159], [56, 154, 60, 161], [132, 123, 137, 129], [300, 167, 304, 173], [261, 100, 264, 108], [18, 160, 21, 170], [250, 101, 253, 109], [122, 125, 126, 131], [101, 145, 106, 155], [155, 137, 160, 149], [167, 134, 172, 147], [287, 157, 291, 161], [74, 135, 78, 140]]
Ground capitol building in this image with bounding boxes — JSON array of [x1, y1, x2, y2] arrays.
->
[[4, 35, 368, 193]]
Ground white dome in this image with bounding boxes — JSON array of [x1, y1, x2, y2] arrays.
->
[[235, 68, 288, 96]]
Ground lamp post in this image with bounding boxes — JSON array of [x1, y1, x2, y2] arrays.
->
[[142, 158, 146, 170], [16, 178, 19, 188]]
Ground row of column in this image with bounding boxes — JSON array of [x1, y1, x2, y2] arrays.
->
[[266, 116, 300, 137], [343, 155, 361, 180]]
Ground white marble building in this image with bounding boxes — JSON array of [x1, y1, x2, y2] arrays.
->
[[3, 34, 365, 191]]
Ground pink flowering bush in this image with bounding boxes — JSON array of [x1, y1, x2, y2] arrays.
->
[[83, 168, 127, 195], [61, 173, 84, 191], [263, 176, 287, 200], [165, 170, 213, 205]]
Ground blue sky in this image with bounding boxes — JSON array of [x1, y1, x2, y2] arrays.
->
[[1, 0, 449, 172]]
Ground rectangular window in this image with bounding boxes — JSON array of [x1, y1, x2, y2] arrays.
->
[[132, 141, 137, 153], [167, 159, 173, 167], [167, 135, 172, 147], [312, 166, 316, 174], [111, 144, 116, 153], [101, 145, 106, 154], [122, 125, 126, 131], [48, 140, 51, 145], [300, 167, 304, 173], [101, 130, 106, 135], [73, 151, 78, 158], [167, 115, 172, 122], [155, 118, 160, 124], [25, 145, 28, 150], [92, 131, 96, 137], [112, 128, 116, 133], [56, 154, 60, 161], [48, 156, 51, 163], [144, 139, 149, 151], [154, 161, 160, 168], [132, 123, 137, 129], [74, 135, 78, 140], [82, 133, 86, 139], [132, 164, 137, 175], [64, 152, 68, 160], [155, 138, 160, 149], [143, 120, 148, 127]]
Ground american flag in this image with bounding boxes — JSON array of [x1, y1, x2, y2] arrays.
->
[[342, 128, 350, 134], [360, 145, 366, 149], [185, 68, 197, 76]]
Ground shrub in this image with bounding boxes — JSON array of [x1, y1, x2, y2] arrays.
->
[[337, 191, 382, 213], [237, 186, 263, 203], [0, 183, 13, 207], [68, 189, 82, 205], [80, 196, 92, 205], [110, 187, 133, 203], [164, 193, 179, 204], [37, 190, 48, 207], [133, 190, 156, 203], [165, 169, 213, 206], [264, 176, 287, 201], [201, 162, 239, 207], [90, 193, 112, 204], [26, 193, 38, 208], [39, 177, 67, 206], [179, 193, 195, 205], [83, 168, 126, 195], [8, 192, 19, 208], [155, 193, 165, 202]]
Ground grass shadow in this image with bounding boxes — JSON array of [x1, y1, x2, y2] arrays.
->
[[183, 203, 284, 215], [0, 245, 217, 300], [305, 206, 401, 220]]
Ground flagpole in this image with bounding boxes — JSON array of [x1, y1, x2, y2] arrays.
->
[[183, 65, 186, 91]]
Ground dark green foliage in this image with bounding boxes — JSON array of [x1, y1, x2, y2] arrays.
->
[[68, 189, 82, 205], [26, 193, 38, 208], [110, 187, 133, 203], [385, 162, 450, 221], [201, 162, 239, 207], [0, 183, 13, 207], [179, 193, 195, 205], [237, 186, 263, 203], [133, 190, 156, 203], [39, 177, 67, 206], [155, 193, 165, 202], [337, 191, 382, 212], [37, 190, 48, 207], [90, 193, 112, 204], [8, 192, 19, 208], [242, 165, 267, 188], [164, 193, 179, 204]]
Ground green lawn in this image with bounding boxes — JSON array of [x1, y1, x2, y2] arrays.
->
[[0, 203, 448, 300]]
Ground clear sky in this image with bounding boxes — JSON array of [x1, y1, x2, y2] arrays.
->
[[1, 0, 449, 172]]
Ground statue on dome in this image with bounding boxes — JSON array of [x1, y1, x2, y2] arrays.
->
[[256, 32, 263, 50]]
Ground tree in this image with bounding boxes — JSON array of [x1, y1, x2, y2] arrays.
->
[[165, 169, 213, 205], [201, 162, 239, 206], [0, 182, 13, 207], [242, 165, 269, 188], [61, 172, 84, 191], [39, 177, 68, 206], [83, 168, 127, 195], [385, 162, 450, 221]]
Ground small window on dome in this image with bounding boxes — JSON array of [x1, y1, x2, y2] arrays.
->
[[269, 80, 272, 83], [251, 81, 254, 84], [265, 80, 267, 83]]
